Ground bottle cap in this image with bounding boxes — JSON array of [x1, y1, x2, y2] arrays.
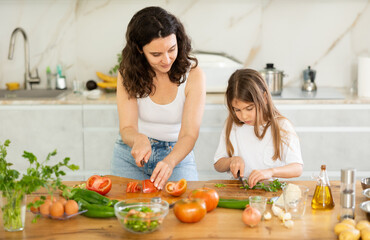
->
[[340, 192, 355, 208], [341, 168, 356, 185]]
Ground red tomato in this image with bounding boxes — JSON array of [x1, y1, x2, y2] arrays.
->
[[126, 181, 141, 193], [142, 179, 159, 193], [165, 179, 187, 197], [86, 175, 112, 195], [173, 198, 207, 223], [188, 187, 219, 212]]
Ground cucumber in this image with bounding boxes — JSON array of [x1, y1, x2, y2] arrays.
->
[[217, 198, 250, 209]]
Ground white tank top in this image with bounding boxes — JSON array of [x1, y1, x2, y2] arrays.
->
[[137, 76, 187, 142]]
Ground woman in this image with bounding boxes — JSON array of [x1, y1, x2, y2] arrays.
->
[[111, 6, 206, 190]]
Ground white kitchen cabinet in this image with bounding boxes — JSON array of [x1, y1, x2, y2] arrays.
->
[[0, 105, 84, 178], [82, 105, 118, 176], [277, 104, 370, 179]]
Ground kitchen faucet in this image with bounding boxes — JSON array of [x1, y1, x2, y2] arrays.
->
[[8, 27, 40, 90]]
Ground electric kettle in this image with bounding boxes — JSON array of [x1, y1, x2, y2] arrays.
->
[[302, 66, 317, 92]]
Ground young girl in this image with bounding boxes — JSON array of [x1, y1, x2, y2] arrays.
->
[[214, 69, 303, 187]]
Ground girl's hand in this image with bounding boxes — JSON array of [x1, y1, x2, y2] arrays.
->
[[229, 156, 245, 179], [248, 169, 273, 188], [131, 134, 152, 167], [150, 159, 174, 190]]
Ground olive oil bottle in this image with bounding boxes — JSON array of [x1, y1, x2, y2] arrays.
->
[[311, 165, 335, 210]]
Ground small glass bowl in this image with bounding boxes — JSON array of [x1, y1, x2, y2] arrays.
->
[[31, 210, 87, 220], [359, 200, 370, 221], [361, 177, 370, 190], [114, 198, 169, 234], [363, 188, 370, 199]]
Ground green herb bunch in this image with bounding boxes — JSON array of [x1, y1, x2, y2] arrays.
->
[[214, 183, 226, 188], [240, 179, 286, 192], [109, 53, 122, 75], [0, 139, 79, 230]]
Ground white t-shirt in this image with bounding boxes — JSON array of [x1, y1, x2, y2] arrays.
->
[[137, 75, 187, 142], [214, 118, 303, 179]]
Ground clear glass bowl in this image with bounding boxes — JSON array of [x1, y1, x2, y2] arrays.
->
[[361, 177, 370, 190], [114, 198, 169, 234]]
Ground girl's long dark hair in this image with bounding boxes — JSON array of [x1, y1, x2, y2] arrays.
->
[[225, 69, 287, 160], [119, 6, 197, 98]]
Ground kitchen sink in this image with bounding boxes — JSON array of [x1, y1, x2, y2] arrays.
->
[[0, 89, 69, 99]]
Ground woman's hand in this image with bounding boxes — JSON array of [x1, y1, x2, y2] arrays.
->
[[150, 159, 174, 190], [229, 156, 245, 179], [248, 169, 273, 188], [131, 134, 152, 167]]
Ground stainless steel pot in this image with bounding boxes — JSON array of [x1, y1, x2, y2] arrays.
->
[[259, 63, 285, 96]]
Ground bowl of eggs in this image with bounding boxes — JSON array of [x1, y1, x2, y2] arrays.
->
[[30, 195, 85, 220]]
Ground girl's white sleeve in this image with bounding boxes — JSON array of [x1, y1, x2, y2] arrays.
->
[[213, 123, 229, 164], [282, 120, 304, 165]]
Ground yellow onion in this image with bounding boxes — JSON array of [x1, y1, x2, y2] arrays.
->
[[242, 205, 261, 227]]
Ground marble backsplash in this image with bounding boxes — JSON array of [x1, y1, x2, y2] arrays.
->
[[0, 0, 369, 91]]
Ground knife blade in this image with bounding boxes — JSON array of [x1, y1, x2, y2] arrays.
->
[[140, 159, 146, 180], [237, 170, 246, 188]]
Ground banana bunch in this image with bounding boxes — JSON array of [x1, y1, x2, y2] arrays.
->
[[96, 72, 117, 89], [96, 72, 117, 83]]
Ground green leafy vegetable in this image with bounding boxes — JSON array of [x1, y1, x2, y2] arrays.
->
[[214, 183, 226, 188], [109, 53, 122, 75], [240, 179, 286, 192], [0, 139, 79, 229]]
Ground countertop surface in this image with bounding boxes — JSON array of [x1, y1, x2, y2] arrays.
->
[[1, 177, 368, 240], [0, 87, 370, 105]]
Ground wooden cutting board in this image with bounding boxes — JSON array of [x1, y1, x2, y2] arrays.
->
[[102, 175, 282, 204]]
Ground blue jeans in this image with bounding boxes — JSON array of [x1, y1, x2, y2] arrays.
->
[[111, 136, 198, 181]]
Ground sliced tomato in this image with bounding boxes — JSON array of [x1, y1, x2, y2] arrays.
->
[[142, 179, 159, 193], [126, 181, 141, 193], [165, 179, 187, 197], [86, 175, 112, 195]]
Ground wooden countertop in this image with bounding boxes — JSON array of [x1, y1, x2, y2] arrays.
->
[[1, 177, 368, 240]]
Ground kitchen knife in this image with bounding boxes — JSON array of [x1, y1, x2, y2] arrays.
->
[[140, 159, 147, 181], [237, 170, 246, 188]]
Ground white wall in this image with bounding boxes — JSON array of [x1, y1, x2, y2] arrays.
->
[[1, 0, 369, 91]]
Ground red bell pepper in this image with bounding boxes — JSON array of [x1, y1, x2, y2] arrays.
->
[[86, 175, 112, 195]]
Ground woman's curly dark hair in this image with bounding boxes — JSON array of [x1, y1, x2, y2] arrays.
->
[[119, 6, 198, 98]]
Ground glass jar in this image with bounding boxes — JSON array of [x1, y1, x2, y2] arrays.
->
[[1, 190, 27, 232]]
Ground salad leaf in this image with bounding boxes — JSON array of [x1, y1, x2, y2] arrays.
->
[[240, 179, 286, 192]]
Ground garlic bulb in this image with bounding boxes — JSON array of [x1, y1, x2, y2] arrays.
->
[[263, 211, 272, 220], [284, 220, 294, 229], [272, 205, 284, 216]]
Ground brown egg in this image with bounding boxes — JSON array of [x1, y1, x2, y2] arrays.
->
[[40, 199, 52, 216], [30, 197, 40, 213], [58, 197, 67, 206], [50, 201, 64, 219], [65, 200, 79, 216]]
